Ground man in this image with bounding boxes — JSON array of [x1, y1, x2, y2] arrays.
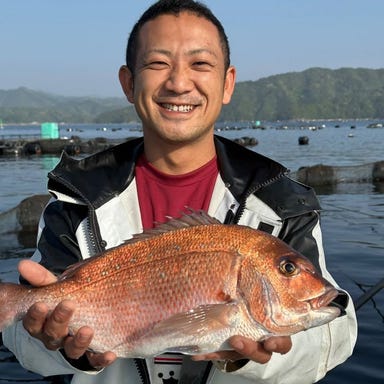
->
[[3, 1, 357, 383]]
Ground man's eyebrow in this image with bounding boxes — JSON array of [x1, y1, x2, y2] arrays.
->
[[142, 48, 218, 58], [188, 48, 217, 57], [142, 49, 172, 59]]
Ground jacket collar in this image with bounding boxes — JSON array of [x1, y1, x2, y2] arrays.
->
[[214, 135, 287, 202], [48, 137, 144, 208], [48, 135, 286, 209]]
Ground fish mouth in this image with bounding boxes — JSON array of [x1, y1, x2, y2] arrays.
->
[[309, 287, 340, 310]]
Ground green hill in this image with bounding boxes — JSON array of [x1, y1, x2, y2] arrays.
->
[[220, 67, 384, 121], [1, 67, 383, 123], [0, 87, 131, 123]]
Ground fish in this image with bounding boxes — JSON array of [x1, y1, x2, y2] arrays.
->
[[0, 210, 341, 358]]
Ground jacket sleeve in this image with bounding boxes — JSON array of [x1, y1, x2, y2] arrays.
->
[[2, 322, 100, 377], [222, 209, 358, 383], [33, 198, 89, 274]]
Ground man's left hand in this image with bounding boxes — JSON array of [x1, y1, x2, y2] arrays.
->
[[192, 335, 292, 365]]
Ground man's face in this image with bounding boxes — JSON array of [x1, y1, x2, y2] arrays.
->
[[121, 12, 235, 145]]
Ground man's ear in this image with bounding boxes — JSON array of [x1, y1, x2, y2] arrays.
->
[[119, 65, 134, 103], [222, 65, 236, 105]]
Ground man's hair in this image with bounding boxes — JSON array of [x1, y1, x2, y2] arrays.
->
[[126, 0, 230, 74]]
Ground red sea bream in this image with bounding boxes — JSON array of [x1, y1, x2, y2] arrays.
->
[[0, 211, 340, 357]]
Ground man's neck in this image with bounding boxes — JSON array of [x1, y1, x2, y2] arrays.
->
[[143, 135, 216, 175]]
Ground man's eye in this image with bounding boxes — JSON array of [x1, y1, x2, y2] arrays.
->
[[146, 61, 168, 69], [193, 61, 213, 70]]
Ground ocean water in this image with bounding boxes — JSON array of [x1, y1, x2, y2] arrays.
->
[[0, 120, 383, 383]]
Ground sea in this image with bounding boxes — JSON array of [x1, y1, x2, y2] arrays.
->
[[0, 119, 383, 383]]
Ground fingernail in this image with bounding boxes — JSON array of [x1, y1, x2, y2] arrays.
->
[[191, 356, 203, 361], [104, 358, 113, 366], [266, 341, 277, 351], [78, 333, 91, 342], [32, 303, 46, 315], [232, 339, 244, 351], [49, 339, 62, 347]]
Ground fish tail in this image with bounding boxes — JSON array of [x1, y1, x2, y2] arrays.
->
[[0, 282, 27, 331]]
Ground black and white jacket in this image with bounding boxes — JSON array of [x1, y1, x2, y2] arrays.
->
[[4, 135, 357, 384]]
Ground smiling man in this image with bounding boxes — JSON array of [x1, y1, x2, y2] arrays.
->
[[119, 10, 235, 175], [3, 1, 357, 384]]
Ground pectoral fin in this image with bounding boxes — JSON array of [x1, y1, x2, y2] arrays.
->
[[141, 303, 240, 354]]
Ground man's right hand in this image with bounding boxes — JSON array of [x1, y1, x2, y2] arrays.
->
[[18, 260, 117, 369]]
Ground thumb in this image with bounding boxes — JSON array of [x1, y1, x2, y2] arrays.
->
[[18, 259, 57, 286]]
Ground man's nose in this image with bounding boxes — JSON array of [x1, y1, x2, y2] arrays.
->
[[165, 65, 193, 94]]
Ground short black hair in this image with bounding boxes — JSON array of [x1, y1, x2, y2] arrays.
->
[[126, 0, 230, 74]]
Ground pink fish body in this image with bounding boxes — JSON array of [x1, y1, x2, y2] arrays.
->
[[0, 211, 340, 357]]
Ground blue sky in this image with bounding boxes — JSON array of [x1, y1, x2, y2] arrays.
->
[[1, 0, 383, 97]]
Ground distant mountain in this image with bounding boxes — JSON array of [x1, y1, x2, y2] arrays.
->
[[0, 87, 67, 108], [1, 68, 383, 123], [220, 67, 384, 121], [0, 87, 133, 123]]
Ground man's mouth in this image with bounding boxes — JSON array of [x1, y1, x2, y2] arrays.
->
[[161, 103, 195, 113]]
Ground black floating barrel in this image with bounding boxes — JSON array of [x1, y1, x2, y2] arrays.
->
[[298, 136, 309, 145]]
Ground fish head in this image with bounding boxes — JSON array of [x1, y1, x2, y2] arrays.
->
[[239, 236, 341, 336]]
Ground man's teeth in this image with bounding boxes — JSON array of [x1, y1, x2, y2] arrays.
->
[[162, 104, 194, 112]]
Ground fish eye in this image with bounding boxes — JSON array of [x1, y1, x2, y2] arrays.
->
[[279, 260, 298, 276]]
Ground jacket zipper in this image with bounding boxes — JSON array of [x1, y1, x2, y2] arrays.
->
[[225, 171, 287, 225], [134, 358, 150, 384]]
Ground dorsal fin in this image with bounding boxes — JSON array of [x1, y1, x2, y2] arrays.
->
[[129, 209, 221, 243]]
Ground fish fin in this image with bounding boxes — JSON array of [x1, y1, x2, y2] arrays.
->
[[163, 340, 234, 355], [128, 209, 221, 243], [164, 345, 203, 354], [148, 303, 239, 343]]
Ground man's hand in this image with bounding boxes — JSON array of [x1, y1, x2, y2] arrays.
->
[[192, 335, 292, 365], [18, 260, 117, 369]]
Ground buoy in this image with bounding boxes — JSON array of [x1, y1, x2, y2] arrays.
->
[[64, 144, 81, 156], [23, 142, 42, 155], [298, 136, 309, 145]]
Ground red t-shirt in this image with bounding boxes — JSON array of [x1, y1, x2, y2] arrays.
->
[[135, 154, 219, 229]]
